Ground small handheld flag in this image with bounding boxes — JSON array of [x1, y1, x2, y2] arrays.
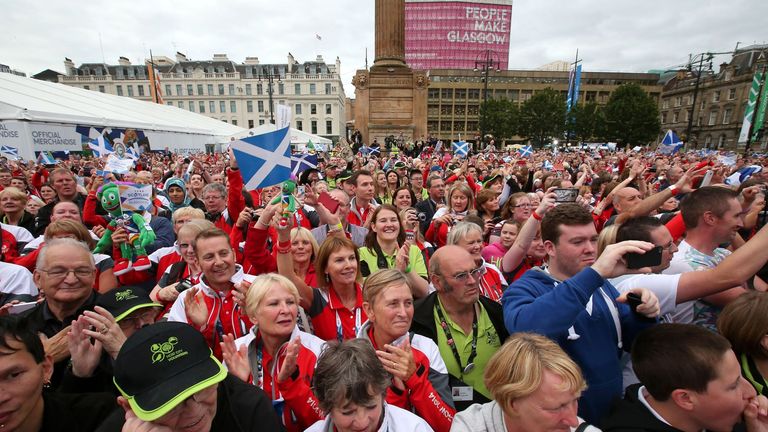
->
[[725, 165, 762, 186], [232, 105, 293, 190], [291, 153, 318, 177], [518, 145, 533, 157], [453, 141, 469, 157], [657, 130, 683, 155], [0, 145, 19, 159], [88, 136, 114, 158], [39, 152, 56, 165]]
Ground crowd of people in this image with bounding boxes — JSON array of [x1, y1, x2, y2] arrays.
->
[[2, 143, 768, 432]]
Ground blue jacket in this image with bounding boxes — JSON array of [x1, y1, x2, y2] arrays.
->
[[502, 267, 655, 425]]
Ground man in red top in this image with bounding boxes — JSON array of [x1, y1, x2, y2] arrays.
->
[[347, 170, 378, 227]]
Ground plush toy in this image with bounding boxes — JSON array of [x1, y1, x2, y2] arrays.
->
[[93, 182, 156, 276], [269, 180, 297, 228]]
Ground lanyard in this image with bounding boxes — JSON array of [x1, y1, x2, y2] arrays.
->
[[435, 301, 478, 376], [335, 307, 362, 343]]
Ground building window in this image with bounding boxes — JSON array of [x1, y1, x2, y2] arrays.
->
[[309, 83, 316, 95], [296, 120, 303, 131], [98, 85, 105, 93], [469, 89, 481, 99], [661, 112, 667, 124], [163, 85, 170, 96], [222, 120, 227, 123], [326, 104, 332, 115], [662, 99, 669, 109], [207, 84, 213, 95], [708, 111, 717, 125], [127, 85, 134, 96], [295, 104, 302, 115], [257, 84, 263, 95], [705, 135, 712, 147], [718, 135, 726, 148], [259, 119, 265, 125], [278, 83, 284, 95], [232, 119, 238, 126], [674, 96, 682, 107], [685, 110, 691, 122], [311, 120, 317, 134], [247, 101, 253, 113], [166, 101, 173, 106], [728, 88, 736, 100], [310, 104, 317, 114], [245, 84, 252, 95], [258, 101, 264, 112], [174, 84, 181, 96], [248, 119, 254, 128], [209, 101, 215, 113], [116, 85, 123, 96], [723, 108, 732, 124], [188, 101, 194, 112], [198, 101, 205, 113], [712, 91, 720, 102], [229, 84, 235, 96], [187, 84, 194, 96], [700, 100, 706, 110], [325, 83, 331, 95], [177, 101, 183, 108], [220, 101, 226, 113], [137, 85, 145, 96], [230, 101, 237, 113], [218, 84, 225, 95], [326, 120, 332, 134], [195, 84, 202, 95], [672, 112, 679, 123], [83, 85, 90, 90], [295, 83, 301, 95]]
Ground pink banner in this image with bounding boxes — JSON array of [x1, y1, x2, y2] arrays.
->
[[405, 1, 512, 70]]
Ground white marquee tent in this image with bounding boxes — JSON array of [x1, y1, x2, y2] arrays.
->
[[0, 73, 244, 159]]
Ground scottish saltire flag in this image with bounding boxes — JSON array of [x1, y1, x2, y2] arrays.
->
[[291, 153, 318, 176], [1, 145, 19, 159], [75, 126, 104, 140], [725, 165, 763, 186], [543, 160, 554, 170], [518, 145, 533, 157], [657, 130, 683, 155], [453, 141, 469, 157], [125, 145, 139, 160], [232, 105, 292, 190], [360, 145, 379, 156], [88, 136, 113, 157], [39, 152, 55, 165]]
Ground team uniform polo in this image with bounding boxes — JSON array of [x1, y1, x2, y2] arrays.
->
[[357, 244, 428, 279], [433, 298, 502, 400], [306, 283, 366, 342]]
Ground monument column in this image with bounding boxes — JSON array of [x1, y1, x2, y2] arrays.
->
[[373, 0, 406, 67]]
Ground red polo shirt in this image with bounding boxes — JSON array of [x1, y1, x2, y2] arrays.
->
[[306, 284, 366, 342]]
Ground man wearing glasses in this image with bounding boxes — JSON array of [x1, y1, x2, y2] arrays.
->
[[411, 245, 509, 411], [24, 237, 98, 388]]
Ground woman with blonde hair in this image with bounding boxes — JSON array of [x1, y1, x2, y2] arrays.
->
[[0, 186, 35, 233], [447, 222, 507, 302], [357, 269, 455, 432], [451, 333, 600, 432], [221, 273, 326, 432], [374, 170, 393, 204], [718, 291, 768, 397], [426, 182, 475, 248]]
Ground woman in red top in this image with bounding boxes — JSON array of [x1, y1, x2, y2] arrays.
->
[[221, 273, 326, 432], [500, 189, 556, 283], [277, 221, 366, 342], [425, 182, 475, 248]]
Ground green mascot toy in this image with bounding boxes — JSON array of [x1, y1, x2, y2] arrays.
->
[[92, 182, 156, 276], [269, 180, 297, 228]]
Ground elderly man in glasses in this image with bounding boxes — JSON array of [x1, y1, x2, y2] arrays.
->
[[22, 237, 99, 388], [410, 245, 509, 412]]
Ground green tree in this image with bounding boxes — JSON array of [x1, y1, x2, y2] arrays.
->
[[519, 88, 566, 147], [568, 101, 606, 143], [603, 83, 661, 146], [479, 98, 518, 144]]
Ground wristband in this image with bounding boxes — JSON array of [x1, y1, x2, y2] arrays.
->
[[532, 211, 543, 221], [277, 239, 291, 249], [668, 185, 679, 196], [276, 246, 292, 254]]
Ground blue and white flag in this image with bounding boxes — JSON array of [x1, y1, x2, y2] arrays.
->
[[543, 160, 553, 170], [360, 145, 380, 156], [88, 136, 113, 158], [0, 145, 19, 159], [75, 125, 104, 140], [232, 105, 292, 190], [518, 145, 533, 157], [725, 165, 763, 186], [291, 153, 318, 177], [718, 153, 738, 167], [125, 144, 139, 160], [453, 141, 469, 157], [39, 152, 55, 165], [657, 130, 683, 155]]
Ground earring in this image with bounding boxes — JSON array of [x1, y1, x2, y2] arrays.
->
[[324, 273, 330, 284], [43, 379, 51, 389]]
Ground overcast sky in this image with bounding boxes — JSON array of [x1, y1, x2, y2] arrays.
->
[[3, 0, 766, 97]]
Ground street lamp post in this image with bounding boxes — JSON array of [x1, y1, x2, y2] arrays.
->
[[474, 50, 501, 150], [258, 69, 281, 124], [684, 52, 713, 149]]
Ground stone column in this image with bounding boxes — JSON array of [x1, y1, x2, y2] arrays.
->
[[373, 0, 406, 68]]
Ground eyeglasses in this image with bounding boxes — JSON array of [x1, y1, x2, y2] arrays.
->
[[514, 204, 533, 209], [446, 267, 485, 283], [38, 267, 95, 280], [118, 308, 158, 329]]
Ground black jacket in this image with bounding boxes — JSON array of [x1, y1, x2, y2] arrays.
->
[[40, 391, 117, 432], [35, 192, 106, 235], [602, 384, 747, 431], [410, 291, 509, 411], [415, 198, 440, 235], [0, 210, 36, 235]]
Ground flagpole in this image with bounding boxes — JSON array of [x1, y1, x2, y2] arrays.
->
[[745, 64, 767, 157], [149, 50, 159, 104]]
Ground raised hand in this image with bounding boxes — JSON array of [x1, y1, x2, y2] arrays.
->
[[183, 288, 209, 328], [220, 334, 251, 383], [277, 337, 302, 383]]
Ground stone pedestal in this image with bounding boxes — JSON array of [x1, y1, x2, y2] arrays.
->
[[353, 0, 427, 145]]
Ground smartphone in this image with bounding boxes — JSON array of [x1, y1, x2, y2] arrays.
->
[[297, 185, 305, 196], [318, 191, 340, 214], [626, 292, 656, 322], [489, 216, 504, 225], [553, 188, 578, 203], [625, 246, 663, 269], [9, 301, 38, 315]]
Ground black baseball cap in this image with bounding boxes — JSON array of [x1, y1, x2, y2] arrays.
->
[[393, 161, 407, 169], [337, 170, 353, 183], [97, 286, 160, 322], [113, 322, 227, 421]]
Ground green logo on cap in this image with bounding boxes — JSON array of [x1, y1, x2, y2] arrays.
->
[[150, 336, 188, 364], [115, 289, 138, 301]]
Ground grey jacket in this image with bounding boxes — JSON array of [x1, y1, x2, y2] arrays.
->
[[450, 401, 601, 432]]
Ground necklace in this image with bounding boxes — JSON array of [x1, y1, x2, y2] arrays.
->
[[435, 301, 478, 376]]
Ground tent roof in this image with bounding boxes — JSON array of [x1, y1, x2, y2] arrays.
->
[[237, 123, 332, 145], [0, 73, 243, 142]]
